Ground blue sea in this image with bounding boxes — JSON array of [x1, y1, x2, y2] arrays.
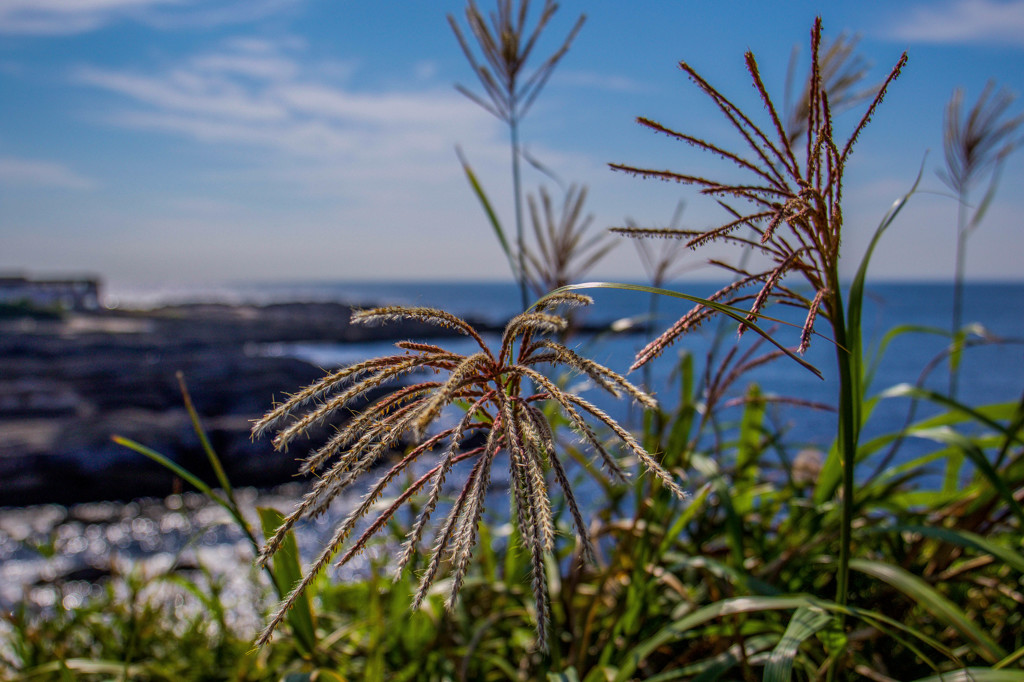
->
[[113, 278, 1024, 452]]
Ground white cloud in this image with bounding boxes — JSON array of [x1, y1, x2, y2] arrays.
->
[[0, 0, 295, 35], [190, 54, 296, 80], [0, 156, 96, 189], [887, 0, 1024, 47], [556, 70, 650, 94], [414, 61, 439, 81], [72, 37, 504, 168], [75, 66, 291, 122], [0, 0, 184, 35]]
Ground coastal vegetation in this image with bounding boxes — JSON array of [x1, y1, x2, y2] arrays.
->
[[3, 2, 1023, 680]]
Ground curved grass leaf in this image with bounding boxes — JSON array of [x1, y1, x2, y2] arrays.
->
[[657, 483, 712, 556], [643, 634, 778, 682], [878, 385, 1024, 445], [863, 524, 1024, 573], [614, 592, 964, 681], [541, 281, 824, 380], [177, 372, 235, 501], [23, 659, 147, 677], [112, 435, 262, 557], [457, 146, 517, 278], [112, 436, 227, 510], [846, 160, 924, 408], [666, 554, 781, 597], [909, 426, 1024, 525], [812, 167, 923, 508], [841, 604, 955, 671], [997, 646, 1024, 670], [909, 670, 1024, 682], [849, 558, 1005, 663], [996, 391, 1024, 468], [764, 607, 833, 682], [864, 324, 948, 393], [612, 596, 814, 682], [258, 506, 318, 655]]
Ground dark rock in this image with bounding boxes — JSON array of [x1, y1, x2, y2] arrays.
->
[[0, 302, 452, 507]]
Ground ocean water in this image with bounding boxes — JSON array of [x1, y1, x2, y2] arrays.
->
[[117, 278, 1024, 448]]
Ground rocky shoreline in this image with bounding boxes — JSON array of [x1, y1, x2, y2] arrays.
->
[[0, 301, 479, 507]]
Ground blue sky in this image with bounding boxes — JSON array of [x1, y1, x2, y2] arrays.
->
[[1, 0, 1022, 292]]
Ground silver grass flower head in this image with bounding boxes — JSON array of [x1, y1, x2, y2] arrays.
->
[[251, 300, 683, 651]]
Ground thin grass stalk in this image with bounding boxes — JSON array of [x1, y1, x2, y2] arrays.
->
[[939, 82, 1023, 397], [950, 196, 968, 398], [827, 276, 859, 627], [511, 117, 528, 310]]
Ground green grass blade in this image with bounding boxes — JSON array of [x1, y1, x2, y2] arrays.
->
[[763, 606, 833, 682], [908, 670, 1024, 682], [665, 351, 696, 458], [878, 384, 1024, 445], [849, 558, 1006, 663], [176, 372, 236, 504], [817, 165, 924, 511], [258, 506, 318, 655], [995, 391, 1024, 468], [175, 372, 261, 554], [736, 384, 766, 475], [22, 659, 147, 677], [997, 646, 1024, 670], [543, 282, 824, 380], [657, 483, 712, 556], [112, 434, 260, 556], [841, 603, 957, 668], [456, 145, 517, 278], [864, 324, 948, 393], [846, 161, 923, 422], [112, 435, 225, 507], [910, 426, 1024, 524], [612, 596, 814, 682], [863, 524, 1024, 573]]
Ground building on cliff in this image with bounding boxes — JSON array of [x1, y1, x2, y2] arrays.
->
[[0, 274, 101, 311]]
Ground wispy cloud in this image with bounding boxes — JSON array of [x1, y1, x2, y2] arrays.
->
[[0, 0, 295, 36], [886, 0, 1024, 47], [72, 37, 502, 168], [0, 156, 96, 189], [0, 155, 96, 188], [555, 70, 651, 94]]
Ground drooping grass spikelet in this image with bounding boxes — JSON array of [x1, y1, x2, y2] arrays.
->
[[566, 391, 686, 500], [534, 290, 593, 310], [394, 396, 492, 576], [800, 288, 828, 354], [252, 300, 682, 649], [410, 352, 487, 439]]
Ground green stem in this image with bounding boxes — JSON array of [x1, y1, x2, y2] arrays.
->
[[510, 115, 528, 312], [833, 316, 856, 608], [829, 278, 860, 678], [950, 193, 968, 399]]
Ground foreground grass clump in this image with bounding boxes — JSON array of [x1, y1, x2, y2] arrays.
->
[[7, 357, 1021, 680], [4, 6, 1023, 682]]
